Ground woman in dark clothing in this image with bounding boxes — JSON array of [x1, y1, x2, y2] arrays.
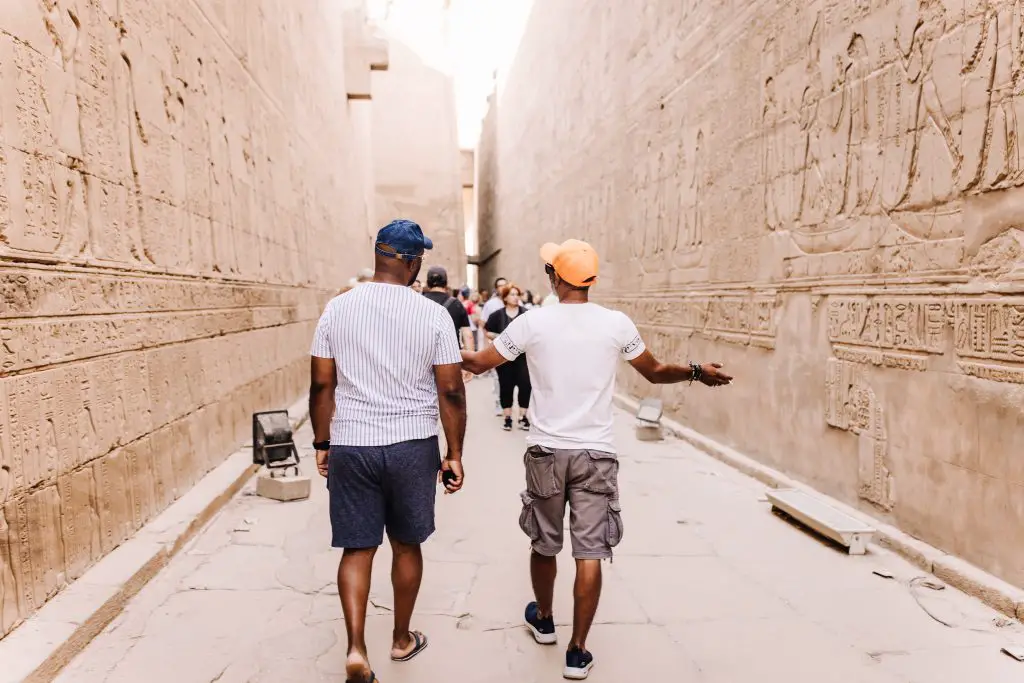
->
[[485, 283, 532, 431]]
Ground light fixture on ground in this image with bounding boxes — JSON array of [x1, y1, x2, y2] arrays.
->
[[635, 398, 664, 442], [252, 410, 310, 501]]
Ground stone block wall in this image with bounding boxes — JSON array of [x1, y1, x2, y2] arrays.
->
[[372, 37, 465, 283], [0, 0, 371, 635], [477, 0, 1024, 588]]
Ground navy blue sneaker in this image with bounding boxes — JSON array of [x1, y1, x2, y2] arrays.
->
[[524, 601, 557, 644], [563, 646, 594, 680]]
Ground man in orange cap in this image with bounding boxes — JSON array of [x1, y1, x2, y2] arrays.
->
[[461, 239, 732, 680]]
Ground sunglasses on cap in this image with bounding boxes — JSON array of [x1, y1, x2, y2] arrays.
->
[[376, 243, 423, 262]]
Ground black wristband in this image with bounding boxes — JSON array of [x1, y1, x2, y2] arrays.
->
[[313, 440, 330, 451], [689, 362, 702, 384]]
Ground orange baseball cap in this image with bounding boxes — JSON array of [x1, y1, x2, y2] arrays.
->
[[540, 239, 599, 288]]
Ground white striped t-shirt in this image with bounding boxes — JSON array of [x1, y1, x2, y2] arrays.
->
[[310, 282, 462, 446]]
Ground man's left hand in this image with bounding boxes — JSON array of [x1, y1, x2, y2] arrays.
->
[[316, 449, 329, 477], [700, 363, 733, 387]]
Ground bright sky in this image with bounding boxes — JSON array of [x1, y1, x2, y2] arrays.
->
[[367, 0, 534, 149]]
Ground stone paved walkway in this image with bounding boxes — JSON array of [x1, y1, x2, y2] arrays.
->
[[56, 381, 1024, 682]]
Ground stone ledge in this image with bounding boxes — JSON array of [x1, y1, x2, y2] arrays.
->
[[612, 393, 1024, 623], [0, 396, 310, 683]]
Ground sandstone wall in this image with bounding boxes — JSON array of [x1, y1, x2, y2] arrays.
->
[[372, 37, 465, 283], [0, 0, 370, 635], [477, 0, 1024, 587]]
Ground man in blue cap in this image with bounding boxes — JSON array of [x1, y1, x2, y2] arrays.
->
[[309, 219, 467, 683]]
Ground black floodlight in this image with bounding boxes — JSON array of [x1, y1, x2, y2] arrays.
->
[[252, 411, 300, 476]]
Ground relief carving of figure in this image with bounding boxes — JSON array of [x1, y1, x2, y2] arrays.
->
[[886, 0, 961, 209], [842, 34, 874, 216], [673, 129, 704, 270], [984, 0, 1024, 188], [763, 75, 785, 231], [797, 52, 830, 227], [790, 19, 868, 253]]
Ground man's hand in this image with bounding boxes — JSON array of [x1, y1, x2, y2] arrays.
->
[[316, 449, 329, 477], [439, 456, 464, 494], [699, 362, 733, 387]]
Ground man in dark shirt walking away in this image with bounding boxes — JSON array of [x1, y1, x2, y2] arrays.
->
[[309, 219, 468, 683], [461, 239, 732, 680], [422, 265, 473, 350]]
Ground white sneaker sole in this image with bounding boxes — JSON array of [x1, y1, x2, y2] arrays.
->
[[562, 662, 593, 680], [525, 621, 557, 645]]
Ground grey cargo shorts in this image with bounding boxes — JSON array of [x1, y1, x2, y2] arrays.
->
[[518, 445, 624, 560]]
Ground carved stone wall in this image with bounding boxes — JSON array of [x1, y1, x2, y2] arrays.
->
[[0, 0, 371, 635], [477, 0, 1024, 588], [371, 31, 465, 282]]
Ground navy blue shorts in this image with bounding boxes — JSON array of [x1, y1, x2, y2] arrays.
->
[[327, 437, 441, 549]]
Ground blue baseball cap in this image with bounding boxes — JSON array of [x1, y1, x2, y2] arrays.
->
[[375, 219, 433, 259]]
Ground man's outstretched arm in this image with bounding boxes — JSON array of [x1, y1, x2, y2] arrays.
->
[[628, 350, 732, 386], [461, 345, 508, 375], [309, 356, 338, 476]]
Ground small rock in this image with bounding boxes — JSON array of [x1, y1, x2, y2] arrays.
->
[[872, 570, 895, 580], [920, 579, 945, 591]]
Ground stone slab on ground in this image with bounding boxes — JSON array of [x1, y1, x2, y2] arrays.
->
[[256, 472, 312, 501], [42, 380, 1024, 682], [0, 397, 310, 683]]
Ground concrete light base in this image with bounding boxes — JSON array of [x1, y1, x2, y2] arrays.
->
[[635, 422, 664, 442], [256, 473, 311, 502]]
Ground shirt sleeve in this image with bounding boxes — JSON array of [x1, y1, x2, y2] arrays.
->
[[494, 314, 530, 361], [310, 304, 334, 358], [433, 309, 462, 365], [617, 313, 646, 361]]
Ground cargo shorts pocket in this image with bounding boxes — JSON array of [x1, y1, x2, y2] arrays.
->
[[581, 451, 619, 495], [607, 499, 624, 548], [524, 446, 559, 498], [518, 490, 541, 541]]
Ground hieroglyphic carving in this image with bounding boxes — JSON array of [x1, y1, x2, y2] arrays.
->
[[604, 293, 778, 348], [0, 306, 305, 374], [952, 301, 1024, 363], [0, 268, 329, 319], [827, 297, 946, 354], [829, 295, 1024, 380], [825, 358, 894, 510]]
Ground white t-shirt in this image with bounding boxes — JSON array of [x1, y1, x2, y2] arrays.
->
[[310, 283, 462, 446], [493, 303, 646, 453]]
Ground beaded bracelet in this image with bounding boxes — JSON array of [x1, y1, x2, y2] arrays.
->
[[689, 362, 702, 384]]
